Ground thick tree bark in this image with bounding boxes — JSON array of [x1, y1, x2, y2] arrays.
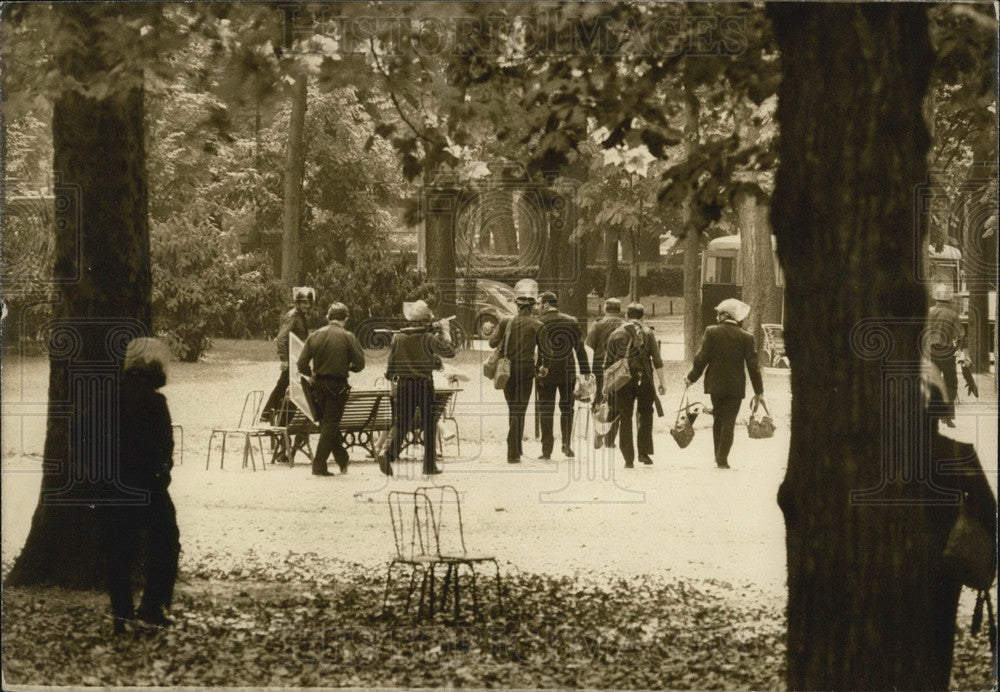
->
[[682, 84, 702, 360], [281, 70, 307, 286], [492, 186, 519, 255], [7, 7, 151, 588], [770, 5, 965, 689], [734, 184, 781, 353]]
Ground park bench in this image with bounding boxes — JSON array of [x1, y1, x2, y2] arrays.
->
[[761, 323, 790, 369], [269, 387, 461, 465]]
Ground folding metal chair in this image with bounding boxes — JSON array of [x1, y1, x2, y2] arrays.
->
[[416, 485, 503, 620], [382, 491, 447, 620], [205, 390, 284, 470]]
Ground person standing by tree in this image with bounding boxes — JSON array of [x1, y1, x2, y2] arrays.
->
[[490, 279, 542, 463], [536, 291, 592, 459], [377, 300, 456, 476], [927, 283, 963, 428], [685, 299, 765, 469], [262, 287, 315, 426], [586, 298, 625, 449], [605, 303, 666, 468], [104, 338, 180, 634], [297, 302, 365, 476]]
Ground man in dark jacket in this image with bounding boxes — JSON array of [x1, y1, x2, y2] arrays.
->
[[536, 291, 591, 459], [585, 298, 625, 448], [262, 287, 314, 424], [297, 302, 366, 476], [105, 337, 180, 634], [605, 303, 666, 468], [490, 279, 542, 463], [685, 298, 765, 469], [377, 300, 456, 476]]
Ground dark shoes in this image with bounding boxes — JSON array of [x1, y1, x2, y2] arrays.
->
[[377, 453, 393, 476], [624, 461, 635, 469], [312, 469, 334, 477], [639, 454, 653, 466], [507, 457, 521, 464], [136, 606, 174, 628], [337, 461, 349, 475], [594, 435, 603, 449], [561, 445, 575, 458], [424, 467, 443, 475], [538, 452, 552, 461], [716, 462, 731, 469], [943, 418, 956, 428]]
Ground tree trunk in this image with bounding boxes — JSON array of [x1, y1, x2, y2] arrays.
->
[[682, 84, 702, 360], [492, 186, 518, 255], [7, 7, 151, 588], [424, 182, 458, 339], [770, 5, 964, 688], [734, 184, 781, 354], [281, 70, 307, 286], [604, 228, 620, 297]]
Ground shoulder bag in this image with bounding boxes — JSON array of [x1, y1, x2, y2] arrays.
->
[[602, 327, 637, 396], [492, 320, 514, 390]]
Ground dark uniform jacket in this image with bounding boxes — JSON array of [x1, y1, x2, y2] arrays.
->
[[605, 321, 663, 377], [586, 314, 625, 373], [276, 307, 310, 363], [489, 313, 542, 369], [387, 328, 457, 380], [118, 372, 174, 492], [298, 323, 365, 378], [927, 303, 963, 357], [687, 321, 763, 398], [537, 308, 591, 378]]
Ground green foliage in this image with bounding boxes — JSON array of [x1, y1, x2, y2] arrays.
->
[[305, 246, 427, 330], [151, 216, 284, 361]]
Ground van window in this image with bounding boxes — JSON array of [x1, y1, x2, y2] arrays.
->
[[706, 256, 736, 284]]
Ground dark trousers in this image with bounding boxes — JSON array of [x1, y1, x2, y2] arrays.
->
[[537, 374, 576, 455], [931, 353, 958, 418], [312, 376, 350, 474], [103, 492, 180, 620], [386, 377, 437, 473], [613, 376, 654, 463], [593, 367, 619, 445], [710, 394, 743, 466], [503, 369, 535, 460], [264, 366, 290, 416]]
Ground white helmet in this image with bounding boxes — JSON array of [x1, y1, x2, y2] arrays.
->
[[932, 283, 953, 302], [513, 278, 538, 306]]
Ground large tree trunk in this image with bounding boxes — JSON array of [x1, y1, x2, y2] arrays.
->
[[492, 186, 518, 255], [7, 7, 151, 588], [281, 70, 307, 286], [770, 5, 965, 688], [682, 84, 702, 359], [734, 184, 781, 354]]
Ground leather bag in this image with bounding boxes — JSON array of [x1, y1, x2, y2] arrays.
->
[[669, 388, 696, 449], [747, 397, 776, 439], [491, 321, 514, 390]]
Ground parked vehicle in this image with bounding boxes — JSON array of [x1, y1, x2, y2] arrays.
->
[[455, 279, 517, 340]]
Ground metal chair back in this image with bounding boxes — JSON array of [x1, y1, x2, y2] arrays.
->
[[416, 485, 469, 557], [237, 390, 265, 428], [387, 491, 437, 561]]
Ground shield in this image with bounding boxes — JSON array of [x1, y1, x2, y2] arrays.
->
[[288, 333, 318, 422]]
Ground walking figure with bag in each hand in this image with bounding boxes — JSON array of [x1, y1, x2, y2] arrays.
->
[[603, 302, 666, 469], [685, 298, 766, 470]]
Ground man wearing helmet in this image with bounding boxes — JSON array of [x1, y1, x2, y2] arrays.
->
[[685, 299, 764, 469], [490, 279, 543, 463], [928, 283, 963, 427], [262, 287, 315, 426]]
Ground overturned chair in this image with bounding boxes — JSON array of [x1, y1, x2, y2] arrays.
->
[[382, 486, 503, 621]]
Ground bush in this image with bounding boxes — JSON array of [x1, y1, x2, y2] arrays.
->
[[641, 266, 684, 296]]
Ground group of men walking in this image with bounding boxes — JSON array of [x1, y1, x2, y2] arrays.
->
[[261, 280, 770, 476], [262, 287, 455, 477]]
